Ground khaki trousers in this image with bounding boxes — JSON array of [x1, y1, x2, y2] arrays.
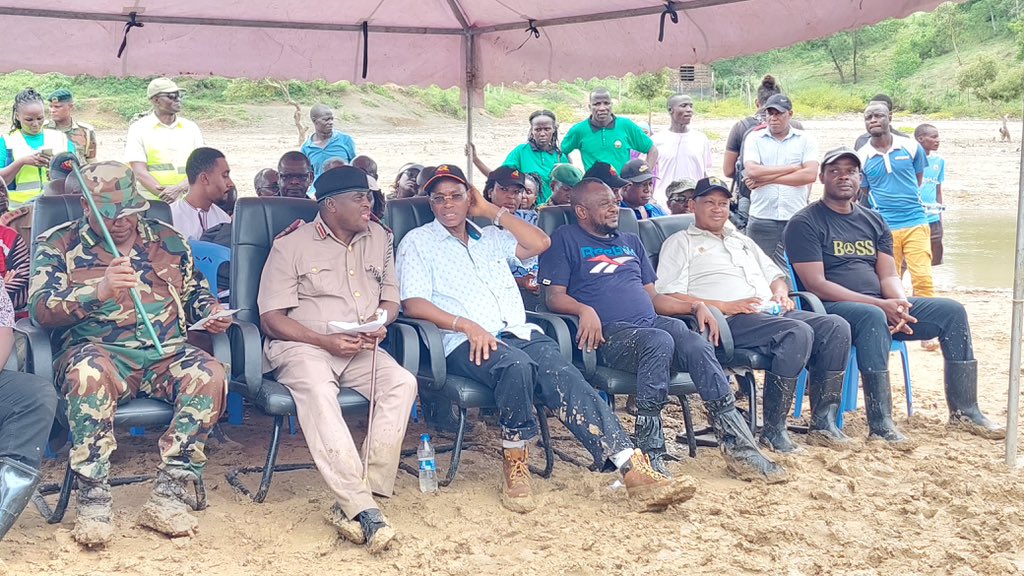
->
[[892, 223, 934, 298], [270, 342, 417, 519]]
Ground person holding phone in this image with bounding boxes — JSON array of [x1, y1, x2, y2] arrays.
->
[[0, 88, 76, 207]]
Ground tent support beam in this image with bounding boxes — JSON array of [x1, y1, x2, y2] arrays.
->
[[1007, 100, 1024, 467], [464, 32, 475, 182]]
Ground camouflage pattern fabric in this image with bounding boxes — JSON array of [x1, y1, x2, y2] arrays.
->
[[76, 161, 150, 219], [44, 119, 98, 164]]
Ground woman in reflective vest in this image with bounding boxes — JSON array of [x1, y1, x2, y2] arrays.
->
[[0, 89, 74, 207]]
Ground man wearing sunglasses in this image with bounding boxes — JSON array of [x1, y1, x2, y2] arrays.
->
[[124, 78, 204, 203]]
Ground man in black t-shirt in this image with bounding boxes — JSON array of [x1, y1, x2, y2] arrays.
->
[[541, 178, 786, 484], [784, 148, 1003, 446]]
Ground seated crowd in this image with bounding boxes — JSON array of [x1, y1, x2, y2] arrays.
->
[[0, 78, 1001, 557]]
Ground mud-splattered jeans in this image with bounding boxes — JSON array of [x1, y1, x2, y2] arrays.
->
[[823, 297, 972, 373], [447, 333, 633, 467]]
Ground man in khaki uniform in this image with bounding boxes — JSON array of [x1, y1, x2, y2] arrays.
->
[[257, 165, 416, 554]]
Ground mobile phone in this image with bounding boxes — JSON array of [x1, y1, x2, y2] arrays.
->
[[39, 148, 53, 159]]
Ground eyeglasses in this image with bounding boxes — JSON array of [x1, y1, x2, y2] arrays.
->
[[157, 92, 181, 101], [279, 172, 310, 181], [429, 192, 468, 205]]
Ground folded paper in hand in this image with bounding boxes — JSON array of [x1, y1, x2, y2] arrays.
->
[[328, 310, 388, 335], [188, 309, 238, 331]]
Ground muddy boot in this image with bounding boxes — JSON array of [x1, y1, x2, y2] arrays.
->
[[620, 449, 696, 512], [325, 502, 365, 544], [72, 476, 113, 547], [136, 469, 201, 538], [358, 508, 397, 554], [806, 369, 851, 449], [706, 394, 787, 484], [862, 371, 914, 450], [625, 395, 639, 416], [759, 372, 802, 453], [634, 412, 671, 477], [500, 447, 536, 513], [0, 457, 42, 541], [945, 360, 1005, 439]]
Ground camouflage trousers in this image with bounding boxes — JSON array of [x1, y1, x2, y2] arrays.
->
[[56, 342, 226, 481]]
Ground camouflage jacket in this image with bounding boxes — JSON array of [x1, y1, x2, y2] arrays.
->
[[29, 217, 217, 350], [44, 119, 97, 164]]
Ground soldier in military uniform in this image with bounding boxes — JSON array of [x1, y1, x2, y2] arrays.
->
[[45, 89, 98, 165], [29, 161, 230, 547]]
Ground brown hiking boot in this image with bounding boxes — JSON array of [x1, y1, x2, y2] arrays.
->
[[500, 447, 536, 513], [72, 477, 113, 547], [136, 469, 202, 538], [621, 449, 697, 512]]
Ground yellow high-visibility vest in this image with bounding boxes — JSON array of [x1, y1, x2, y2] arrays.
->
[[6, 129, 69, 207]]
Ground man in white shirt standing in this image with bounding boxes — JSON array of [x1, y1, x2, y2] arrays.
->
[[170, 147, 234, 241], [742, 94, 818, 267], [652, 94, 712, 208]]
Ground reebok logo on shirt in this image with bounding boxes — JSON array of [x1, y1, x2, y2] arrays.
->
[[587, 254, 635, 273]]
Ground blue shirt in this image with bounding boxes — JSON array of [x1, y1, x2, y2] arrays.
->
[[856, 135, 928, 231], [621, 201, 667, 220], [539, 224, 657, 328], [920, 153, 945, 224], [301, 131, 357, 180]]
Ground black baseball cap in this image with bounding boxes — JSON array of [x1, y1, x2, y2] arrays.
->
[[620, 159, 655, 183], [820, 147, 861, 173], [763, 93, 793, 113], [487, 165, 526, 189], [582, 161, 628, 188], [423, 163, 468, 193], [313, 165, 371, 201], [692, 176, 731, 199]]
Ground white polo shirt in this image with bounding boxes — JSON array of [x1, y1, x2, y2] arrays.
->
[[742, 126, 819, 221]]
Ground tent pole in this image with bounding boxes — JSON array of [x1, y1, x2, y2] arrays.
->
[[464, 32, 475, 183], [1007, 99, 1024, 467]]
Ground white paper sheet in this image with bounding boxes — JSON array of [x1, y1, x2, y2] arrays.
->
[[327, 310, 388, 335], [188, 309, 238, 331]]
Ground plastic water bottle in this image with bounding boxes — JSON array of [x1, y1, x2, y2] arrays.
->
[[757, 301, 783, 316], [527, 262, 539, 288], [418, 434, 438, 493]]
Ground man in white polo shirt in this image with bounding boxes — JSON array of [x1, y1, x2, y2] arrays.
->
[[124, 78, 204, 202], [170, 147, 233, 241], [656, 177, 852, 453], [742, 94, 818, 266]]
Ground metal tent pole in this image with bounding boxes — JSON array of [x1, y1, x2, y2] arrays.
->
[[1006, 99, 1024, 467], [464, 32, 475, 183]]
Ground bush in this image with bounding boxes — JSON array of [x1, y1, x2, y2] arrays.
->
[[407, 86, 465, 119]]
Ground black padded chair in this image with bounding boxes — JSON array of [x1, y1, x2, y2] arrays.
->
[[26, 196, 225, 523], [534, 206, 700, 457], [383, 196, 557, 484], [226, 197, 420, 502]]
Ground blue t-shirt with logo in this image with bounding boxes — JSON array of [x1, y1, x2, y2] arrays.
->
[[856, 136, 928, 231], [538, 224, 657, 327], [920, 154, 945, 224]]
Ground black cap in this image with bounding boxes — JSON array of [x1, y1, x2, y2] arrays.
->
[[820, 147, 861, 172], [692, 176, 731, 199], [582, 161, 628, 188], [49, 152, 79, 178], [487, 165, 526, 189], [423, 163, 468, 193], [313, 165, 371, 201], [620, 159, 655, 183], [763, 93, 793, 112]]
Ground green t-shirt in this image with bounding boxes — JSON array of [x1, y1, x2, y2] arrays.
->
[[560, 116, 653, 171], [502, 143, 568, 205]]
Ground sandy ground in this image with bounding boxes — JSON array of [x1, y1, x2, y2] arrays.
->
[[2, 104, 1023, 576]]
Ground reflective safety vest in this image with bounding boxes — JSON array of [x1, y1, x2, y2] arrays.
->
[[6, 129, 69, 206], [144, 140, 188, 190]]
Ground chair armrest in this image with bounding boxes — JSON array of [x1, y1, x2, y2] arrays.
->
[[227, 320, 264, 398], [535, 311, 596, 378], [384, 322, 420, 377], [14, 318, 52, 382], [393, 316, 447, 391], [209, 332, 231, 376], [701, 306, 734, 365], [790, 291, 826, 314], [525, 311, 571, 361]]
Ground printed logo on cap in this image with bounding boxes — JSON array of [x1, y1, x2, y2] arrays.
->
[[436, 165, 451, 174], [511, 170, 520, 178], [609, 166, 618, 176]]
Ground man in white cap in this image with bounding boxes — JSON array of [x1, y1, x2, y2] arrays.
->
[[124, 78, 204, 203]]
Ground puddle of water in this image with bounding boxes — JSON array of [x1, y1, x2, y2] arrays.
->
[[932, 210, 1017, 291]]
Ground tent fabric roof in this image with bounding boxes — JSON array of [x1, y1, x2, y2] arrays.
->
[[0, 1, 943, 86]]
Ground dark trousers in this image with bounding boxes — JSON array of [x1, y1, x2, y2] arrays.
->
[[930, 220, 944, 266], [0, 369, 57, 469], [447, 333, 633, 465], [726, 310, 851, 378], [600, 315, 732, 414], [823, 297, 972, 373], [746, 216, 789, 269]]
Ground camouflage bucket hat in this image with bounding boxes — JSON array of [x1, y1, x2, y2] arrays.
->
[[80, 161, 150, 219]]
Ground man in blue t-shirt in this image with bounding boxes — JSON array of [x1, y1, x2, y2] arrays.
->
[[540, 178, 785, 484], [855, 103, 932, 299]]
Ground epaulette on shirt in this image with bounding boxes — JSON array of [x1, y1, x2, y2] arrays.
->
[[314, 220, 328, 240]]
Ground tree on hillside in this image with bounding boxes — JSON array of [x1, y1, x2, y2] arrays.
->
[[630, 70, 669, 126], [957, 56, 1000, 103], [934, 2, 967, 65]]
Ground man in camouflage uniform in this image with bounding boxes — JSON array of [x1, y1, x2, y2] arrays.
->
[[45, 89, 98, 165], [29, 161, 230, 546]]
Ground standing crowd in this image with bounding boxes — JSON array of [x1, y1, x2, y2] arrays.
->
[[0, 74, 1000, 555]]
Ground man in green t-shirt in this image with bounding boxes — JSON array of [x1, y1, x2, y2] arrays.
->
[[561, 88, 658, 172]]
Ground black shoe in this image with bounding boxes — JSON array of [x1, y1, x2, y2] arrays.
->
[[0, 457, 41, 541], [862, 371, 913, 449], [759, 372, 801, 453], [706, 394, 787, 484], [634, 413, 671, 477], [945, 360, 1005, 439], [806, 369, 851, 449], [358, 508, 397, 554]]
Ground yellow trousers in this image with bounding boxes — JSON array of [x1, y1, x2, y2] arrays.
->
[[892, 223, 934, 297]]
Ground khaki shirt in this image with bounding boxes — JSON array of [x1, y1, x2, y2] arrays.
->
[[258, 214, 398, 369]]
